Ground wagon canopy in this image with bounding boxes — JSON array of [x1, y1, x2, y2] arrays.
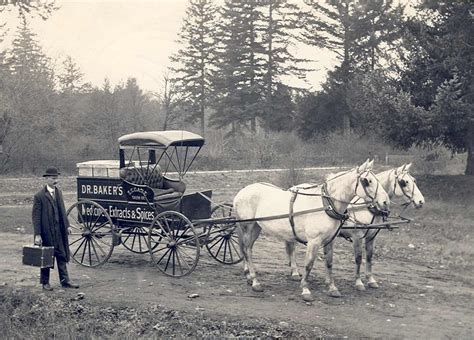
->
[[118, 130, 204, 149]]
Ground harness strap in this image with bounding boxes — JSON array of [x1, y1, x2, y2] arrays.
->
[[289, 190, 308, 245], [321, 183, 349, 221]]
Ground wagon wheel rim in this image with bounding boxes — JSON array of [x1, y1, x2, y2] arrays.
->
[[148, 211, 200, 277], [206, 204, 243, 265], [121, 226, 159, 254], [67, 200, 115, 267]]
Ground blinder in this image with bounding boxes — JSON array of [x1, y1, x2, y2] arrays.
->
[[398, 179, 407, 188]]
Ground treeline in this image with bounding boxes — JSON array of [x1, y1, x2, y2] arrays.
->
[[0, 0, 473, 174]]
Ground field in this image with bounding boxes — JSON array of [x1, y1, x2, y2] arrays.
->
[[0, 168, 473, 339]]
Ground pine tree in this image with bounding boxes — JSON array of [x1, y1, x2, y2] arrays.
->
[[260, 0, 310, 131], [300, 0, 405, 136], [3, 15, 56, 170], [210, 0, 266, 134], [57, 55, 88, 94], [171, 0, 218, 136]]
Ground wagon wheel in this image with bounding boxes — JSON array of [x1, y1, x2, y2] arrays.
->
[[67, 200, 115, 267], [148, 211, 200, 277], [121, 226, 159, 254], [206, 203, 243, 265]]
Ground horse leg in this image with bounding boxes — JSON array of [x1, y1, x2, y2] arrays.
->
[[237, 223, 250, 278], [365, 236, 379, 288], [285, 240, 301, 281], [300, 239, 320, 302], [323, 243, 342, 297], [353, 237, 366, 291], [240, 222, 263, 292]]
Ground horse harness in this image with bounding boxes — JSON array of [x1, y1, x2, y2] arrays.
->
[[288, 183, 350, 247], [288, 170, 383, 246]]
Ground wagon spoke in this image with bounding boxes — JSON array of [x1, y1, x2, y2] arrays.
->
[[164, 249, 173, 273], [207, 235, 225, 250], [174, 249, 185, 276], [88, 239, 92, 266], [80, 239, 87, 264], [138, 229, 143, 252], [177, 245, 197, 263], [91, 236, 107, 256], [92, 234, 112, 247], [89, 237, 101, 263], [72, 237, 86, 257], [155, 248, 172, 266], [69, 236, 84, 246], [92, 221, 109, 232], [229, 238, 241, 257], [224, 239, 231, 262]]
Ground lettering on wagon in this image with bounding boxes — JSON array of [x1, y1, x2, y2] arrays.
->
[[81, 205, 155, 222], [81, 184, 123, 196]]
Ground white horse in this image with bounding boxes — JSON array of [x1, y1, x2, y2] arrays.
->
[[289, 163, 425, 296], [233, 159, 390, 301], [339, 163, 425, 290]]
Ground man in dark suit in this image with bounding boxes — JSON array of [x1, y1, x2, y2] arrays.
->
[[32, 167, 79, 291]]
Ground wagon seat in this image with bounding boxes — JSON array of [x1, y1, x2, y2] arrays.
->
[[119, 166, 186, 204]]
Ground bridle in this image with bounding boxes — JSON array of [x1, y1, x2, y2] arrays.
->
[[393, 171, 416, 203], [354, 170, 380, 202]]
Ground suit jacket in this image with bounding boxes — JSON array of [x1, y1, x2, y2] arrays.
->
[[32, 186, 70, 262]]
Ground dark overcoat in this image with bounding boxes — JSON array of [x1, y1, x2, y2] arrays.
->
[[32, 186, 70, 262]]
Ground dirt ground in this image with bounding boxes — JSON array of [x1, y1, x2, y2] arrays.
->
[[1, 169, 473, 339]]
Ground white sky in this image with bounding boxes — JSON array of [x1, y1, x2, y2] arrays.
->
[[1, 0, 337, 93]]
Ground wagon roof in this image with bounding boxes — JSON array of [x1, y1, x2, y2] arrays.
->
[[118, 130, 205, 148]]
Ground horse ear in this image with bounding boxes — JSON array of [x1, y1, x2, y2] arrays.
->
[[395, 164, 405, 175], [367, 159, 374, 170], [405, 163, 413, 172], [357, 159, 369, 173]]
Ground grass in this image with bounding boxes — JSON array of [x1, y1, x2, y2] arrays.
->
[[0, 286, 331, 339]]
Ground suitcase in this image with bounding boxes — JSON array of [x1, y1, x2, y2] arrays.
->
[[22, 245, 55, 269]]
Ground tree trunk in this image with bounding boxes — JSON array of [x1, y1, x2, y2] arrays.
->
[[466, 123, 474, 175]]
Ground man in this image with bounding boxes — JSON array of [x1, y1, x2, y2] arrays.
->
[[32, 167, 79, 291]]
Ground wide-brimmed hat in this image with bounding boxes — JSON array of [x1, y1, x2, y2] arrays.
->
[[43, 167, 61, 177]]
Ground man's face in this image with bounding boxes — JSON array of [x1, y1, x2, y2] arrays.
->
[[45, 176, 58, 187]]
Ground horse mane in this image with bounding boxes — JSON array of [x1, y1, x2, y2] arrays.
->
[[325, 169, 351, 181]]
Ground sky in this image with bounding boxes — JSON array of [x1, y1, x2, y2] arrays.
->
[[1, 0, 338, 93]]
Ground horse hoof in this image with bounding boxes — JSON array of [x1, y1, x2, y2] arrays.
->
[[252, 283, 264, 292], [302, 293, 315, 302], [356, 283, 366, 291], [368, 281, 379, 289], [290, 274, 301, 282], [246, 278, 253, 285], [328, 289, 342, 298]]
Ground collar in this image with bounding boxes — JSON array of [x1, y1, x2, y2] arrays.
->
[[46, 185, 55, 194]]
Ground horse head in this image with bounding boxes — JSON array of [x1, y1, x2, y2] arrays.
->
[[354, 159, 390, 213], [393, 163, 425, 209]]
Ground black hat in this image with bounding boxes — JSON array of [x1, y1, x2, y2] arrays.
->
[[43, 167, 60, 177]]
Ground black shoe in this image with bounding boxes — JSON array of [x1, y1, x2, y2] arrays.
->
[[61, 281, 79, 289], [42, 283, 53, 291]]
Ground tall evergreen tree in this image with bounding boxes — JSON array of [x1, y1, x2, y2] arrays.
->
[[3, 16, 56, 170], [300, 0, 405, 135], [260, 0, 310, 131], [398, 0, 474, 174], [210, 0, 266, 134], [57, 55, 88, 94], [171, 0, 218, 136]]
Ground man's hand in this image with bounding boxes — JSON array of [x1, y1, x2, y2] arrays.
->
[[34, 235, 42, 246]]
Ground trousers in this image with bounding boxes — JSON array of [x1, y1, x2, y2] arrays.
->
[[40, 257, 69, 285]]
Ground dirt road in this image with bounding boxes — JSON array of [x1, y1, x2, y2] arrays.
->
[[1, 171, 473, 338]]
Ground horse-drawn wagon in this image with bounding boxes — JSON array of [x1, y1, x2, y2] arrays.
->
[[68, 130, 419, 296], [68, 130, 241, 277]]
